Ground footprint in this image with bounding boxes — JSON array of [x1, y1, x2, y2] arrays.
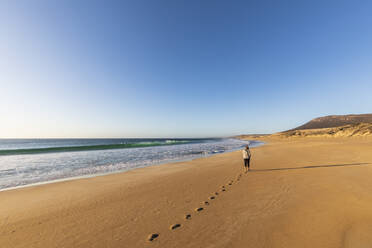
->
[[203, 201, 209, 205], [195, 207, 204, 212], [221, 189, 226, 192], [215, 192, 219, 195], [148, 233, 159, 242], [209, 196, 215, 200], [185, 214, 191, 220], [221, 186, 225, 189], [228, 182, 232, 185], [170, 224, 181, 230]]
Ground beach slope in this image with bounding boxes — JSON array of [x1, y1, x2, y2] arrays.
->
[[1, 137, 372, 247]]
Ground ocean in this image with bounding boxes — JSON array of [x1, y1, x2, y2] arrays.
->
[[0, 138, 262, 190]]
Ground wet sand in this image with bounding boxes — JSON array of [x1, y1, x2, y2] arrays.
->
[[1, 137, 372, 247]]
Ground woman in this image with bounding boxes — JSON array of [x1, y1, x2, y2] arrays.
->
[[242, 145, 251, 173]]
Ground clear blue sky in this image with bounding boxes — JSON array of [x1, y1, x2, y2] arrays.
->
[[1, 0, 371, 138]]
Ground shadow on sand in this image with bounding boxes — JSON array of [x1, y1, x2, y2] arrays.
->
[[250, 163, 370, 172]]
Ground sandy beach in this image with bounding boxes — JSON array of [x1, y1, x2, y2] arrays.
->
[[2, 137, 372, 248], [3, 1, 371, 247]]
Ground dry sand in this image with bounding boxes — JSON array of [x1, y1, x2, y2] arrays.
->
[[1, 137, 372, 247]]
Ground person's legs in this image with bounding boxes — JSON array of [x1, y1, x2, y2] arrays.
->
[[247, 157, 251, 170], [244, 159, 249, 173]]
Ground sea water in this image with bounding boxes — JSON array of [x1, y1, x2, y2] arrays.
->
[[0, 138, 262, 190]]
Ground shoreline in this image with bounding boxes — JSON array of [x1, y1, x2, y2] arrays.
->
[[2, 137, 372, 247], [0, 139, 262, 192]]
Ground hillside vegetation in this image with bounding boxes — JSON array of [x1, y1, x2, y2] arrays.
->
[[237, 114, 372, 140], [276, 123, 372, 138], [292, 114, 372, 130]]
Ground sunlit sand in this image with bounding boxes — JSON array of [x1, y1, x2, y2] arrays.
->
[[1, 136, 372, 247]]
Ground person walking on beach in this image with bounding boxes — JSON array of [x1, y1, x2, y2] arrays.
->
[[242, 145, 251, 173]]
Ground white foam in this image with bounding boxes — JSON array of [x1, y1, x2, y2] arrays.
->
[[0, 139, 263, 190]]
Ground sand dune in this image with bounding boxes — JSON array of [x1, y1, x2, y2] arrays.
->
[[2, 137, 372, 247]]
